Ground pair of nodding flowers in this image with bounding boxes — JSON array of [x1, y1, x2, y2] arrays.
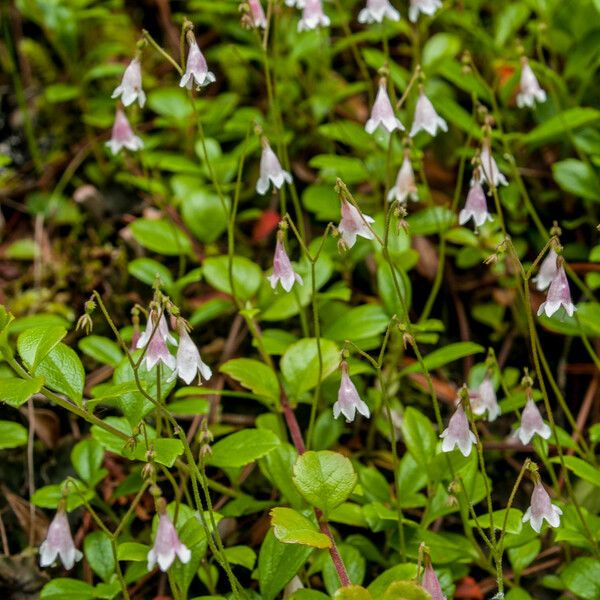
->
[[358, 0, 442, 24], [136, 309, 212, 385], [107, 31, 214, 155], [365, 78, 448, 139], [40, 499, 190, 573]]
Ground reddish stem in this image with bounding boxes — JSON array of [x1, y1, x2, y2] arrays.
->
[[281, 393, 306, 454]]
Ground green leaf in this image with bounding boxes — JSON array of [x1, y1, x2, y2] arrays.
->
[[117, 542, 150, 561], [71, 439, 105, 486], [281, 338, 339, 398], [323, 305, 389, 342], [382, 581, 431, 600], [537, 302, 600, 337], [495, 4, 530, 47], [147, 87, 193, 121], [78, 336, 123, 367], [128, 257, 174, 290], [222, 545, 256, 570], [508, 539, 540, 575], [168, 398, 210, 415], [523, 108, 600, 146], [31, 480, 93, 511], [292, 451, 357, 517], [259, 443, 305, 509], [17, 325, 66, 372], [422, 33, 461, 71], [367, 564, 418, 597], [0, 376, 44, 408], [203, 255, 262, 301], [400, 342, 485, 375], [562, 557, 600, 599], [400, 407, 437, 471], [208, 429, 281, 468], [258, 530, 313, 600], [333, 585, 374, 600], [181, 191, 229, 243], [20, 342, 85, 405], [551, 455, 600, 488], [40, 578, 95, 600], [469, 508, 523, 535], [406, 206, 455, 235], [309, 154, 369, 184], [552, 159, 599, 202], [130, 218, 192, 256], [270, 507, 332, 549], [0, 420, 28, 449], [84, 531, 115, 582], [220, 358, 280, 405], [5, 238, 39, 260]]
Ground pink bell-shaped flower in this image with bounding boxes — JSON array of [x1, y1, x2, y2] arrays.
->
[[388, 152, 418, 203], [106, 108, 144, 155], [298, 0, 330, 31], [472, 376, 501, 422], [137, 311, 177, 371], [39, 508, 83, 570], [522, 481, 562, 533], [365, 79, 404, 134], [479, 141, 508, 188], [515, 397, 551, 444], [409, 90, 447, 138], [168, 323, 212, 385], [180, 38, 216, 90], [459, 177, 493, 229], [268, 237, 303, 292], [533, 248, 559, 291], [516, 59, 547, 109], [422, 559, 447, 600], [248, 0, 268, 28], [358, 0, 400, 24], [147, 512, 191, 572], [111, 57, 146, 108], [537, 265, 576, 318], [338, 199, 375, 248], [256, 139, 293, 194], [333, 361, 370, 423], [440, 404, 476, 457], [408, 0, 442, 22]]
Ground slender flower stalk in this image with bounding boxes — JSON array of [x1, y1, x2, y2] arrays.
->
[[337, 199, 375, 248], [39, 508, 83, 570], [522, 481, 562, 533], [365, 79, 404, 134], [358, 0, 400, 24], [333, 361, 370, 423], [106, 108, 144, 155], [112, 57, 146, 107], [516, 58, 547, 109]]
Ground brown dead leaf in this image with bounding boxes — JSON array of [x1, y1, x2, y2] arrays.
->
[[2, 486, 49, 545]]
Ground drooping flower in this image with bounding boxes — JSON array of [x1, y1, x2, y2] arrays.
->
[[333, 361, 370, 423], [459, 177, 493, 229], [409, 90, 447, 138], [256, 139, 293, 195], [365, 79, 404, 134], [338, 199, 375, 248], [168, 323, 212, 385], [537, 265, 576, 318], [472, 376, 501, 422], [516, 59, 547, 109], [522, 482, 562, 533], [533, 248, 559, 291], [388, 152, 418, 203], [479, 141, 508, 188], [358, 0, 400, 24], [39, 509, 83, 570], [111, 57, 146, 108], [106, 108, 144, 155], [298, 0, 330, 31], [422, 560, 447, 600], [268, 237, 303, 292], [285, 0, 305, 7], [180, 38, 216, 90], [248, 0, 268, 28], [440, 404, 476, 457], [147, 512, 191, 572], [137, 311, 177, 371], [514, 397, 551, 444], [408, 0, 442, 22]]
